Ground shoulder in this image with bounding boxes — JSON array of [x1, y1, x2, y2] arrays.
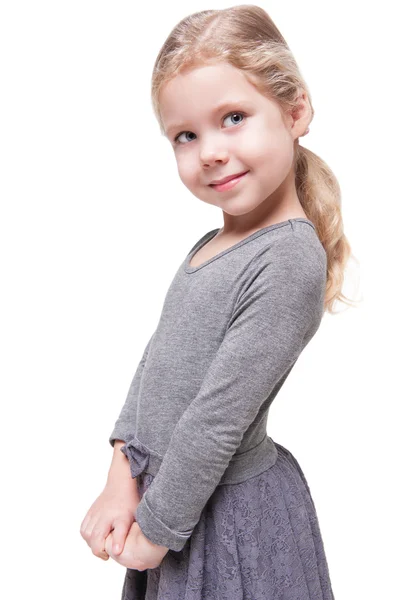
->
[[251, 227, 326, 281], [231, 227, 327, 338], [238, 228, 327, 313], [278, 228, 326, 277]]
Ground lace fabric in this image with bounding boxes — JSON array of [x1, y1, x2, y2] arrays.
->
[[120, 439, 335, 600]]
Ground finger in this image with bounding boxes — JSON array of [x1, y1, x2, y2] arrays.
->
[[80, 514, 98, 545], [80, 513, 91, 532], [90, 523, 111, 558], [80, 515, 91, 542], [104, 532, 114, 556], [110, 519, 132, 555], [85, 515, 100, 539]]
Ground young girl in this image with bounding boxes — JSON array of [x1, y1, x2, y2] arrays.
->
[[81, 5, 356, 598]]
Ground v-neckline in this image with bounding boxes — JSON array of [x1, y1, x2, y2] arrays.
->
[[184, 218, 316, 274]]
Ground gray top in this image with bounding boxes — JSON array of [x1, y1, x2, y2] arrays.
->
[[109, 218, 327, 551]]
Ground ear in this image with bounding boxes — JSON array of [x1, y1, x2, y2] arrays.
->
[[288, 90, 312, 140]]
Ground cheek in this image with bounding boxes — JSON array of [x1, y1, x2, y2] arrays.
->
[[176, 154, 197, 185], [245, 130, 293, 178]]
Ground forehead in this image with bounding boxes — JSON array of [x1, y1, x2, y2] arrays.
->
[[160, 63, 264, 136]]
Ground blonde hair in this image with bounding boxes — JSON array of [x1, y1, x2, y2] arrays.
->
[[150, 5, 359, 314]]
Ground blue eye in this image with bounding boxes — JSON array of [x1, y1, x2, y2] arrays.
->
[[223, 112, 245, 127], [174, 111, 246, 145], [175, 131, 196, 145]]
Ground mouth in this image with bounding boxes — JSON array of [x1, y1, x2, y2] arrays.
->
[[209, 170, 249, 186], [209, 170, 249, 192]]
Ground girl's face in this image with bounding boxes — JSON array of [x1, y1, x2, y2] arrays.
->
[[159, 62, 308, 218]]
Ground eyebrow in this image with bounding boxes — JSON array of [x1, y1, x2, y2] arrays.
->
[[164, 100, 253, 138]]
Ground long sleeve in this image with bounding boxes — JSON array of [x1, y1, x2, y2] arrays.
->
[[109, 332, 155, 447], [135, 234, 326, 550]]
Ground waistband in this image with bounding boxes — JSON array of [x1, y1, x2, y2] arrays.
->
[[121, 433, 278, 487]]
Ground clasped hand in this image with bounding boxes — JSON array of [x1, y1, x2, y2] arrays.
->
[[105, 521, 169, 571]]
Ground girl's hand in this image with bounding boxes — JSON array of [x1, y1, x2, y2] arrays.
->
[[80, 480, 140, 561], [105, 521, 169, 571]]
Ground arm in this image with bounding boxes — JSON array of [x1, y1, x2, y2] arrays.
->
[[134, 235, 327, 551], [109, 332, 155, 448], [107, 440, 140, 499], [81, 439, 141, 561]]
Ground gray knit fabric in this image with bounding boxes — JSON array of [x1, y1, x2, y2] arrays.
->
[[109, 218, 327, 551]]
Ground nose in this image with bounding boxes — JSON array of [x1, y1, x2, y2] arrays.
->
[[200, 142, 229, 168]]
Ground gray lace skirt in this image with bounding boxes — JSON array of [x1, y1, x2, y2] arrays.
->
[[120, 438, 335, 600]]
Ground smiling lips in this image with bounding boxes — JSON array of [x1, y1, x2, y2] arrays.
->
[[209, 170, 249, 192], [209, 170, 249, 186]]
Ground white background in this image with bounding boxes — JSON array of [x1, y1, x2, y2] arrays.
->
[[1, 1, 397, 598]]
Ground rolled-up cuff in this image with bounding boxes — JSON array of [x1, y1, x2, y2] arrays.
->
[[135, 493, 194, 552], [108, 424, 133, 447]]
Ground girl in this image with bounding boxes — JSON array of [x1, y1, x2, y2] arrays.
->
[[81, 5, 356, 599]]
